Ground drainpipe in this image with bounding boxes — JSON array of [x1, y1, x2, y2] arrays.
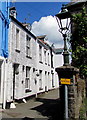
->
[[0, 57, 4, 109], [3, 59, 7, 109], [35, 39, 39, 98]]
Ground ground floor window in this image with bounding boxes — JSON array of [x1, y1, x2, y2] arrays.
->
[[39, 70, 43, 90], [52, 73, 54, 87], [25, 66, 31, 92]]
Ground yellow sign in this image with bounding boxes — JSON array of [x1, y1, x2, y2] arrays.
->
[[60, 78, 71, 85]]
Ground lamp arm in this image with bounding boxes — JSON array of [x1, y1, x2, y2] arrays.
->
[[55, 16, 63, 35], [55, 16, 61, 30], [55, 16, 70, 36]]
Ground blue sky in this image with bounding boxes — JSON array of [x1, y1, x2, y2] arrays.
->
[[10, 2, 69, 24], [10, 1, 70, 48]]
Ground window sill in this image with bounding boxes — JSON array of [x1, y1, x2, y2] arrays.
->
[[51, 67, 54, 69], [26, 55, 32, 59], [39, 88, 43, 91], [15, 49, 20, 53], [39, 61, 43, 64], [25, 89, 32, 93]]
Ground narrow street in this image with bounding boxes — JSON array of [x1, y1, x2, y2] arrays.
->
[[1, 88, 62, 120]]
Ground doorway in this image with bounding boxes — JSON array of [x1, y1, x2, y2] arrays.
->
[[13, 63, 19, 100]]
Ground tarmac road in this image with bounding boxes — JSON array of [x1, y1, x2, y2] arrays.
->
[[0, 88, 62, 120]]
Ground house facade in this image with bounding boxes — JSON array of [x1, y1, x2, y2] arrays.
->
[[1, 7, 61, 109], [36, 36, 59, 92], [0, 0, 10, 109], [7, 15, 37, 101]]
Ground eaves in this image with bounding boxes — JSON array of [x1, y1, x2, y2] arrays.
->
[[37, 39, 50, 50], [10, 15, 36, 40], [66, 1, 87, 12]]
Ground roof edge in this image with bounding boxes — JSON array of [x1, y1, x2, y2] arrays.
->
[[10, 15, 36, 40]]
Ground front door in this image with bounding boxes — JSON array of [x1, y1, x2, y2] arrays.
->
[[13, 64, 19, 100]]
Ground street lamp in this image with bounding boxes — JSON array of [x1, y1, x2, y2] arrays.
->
[[55, 5, 71, 66], [55, 5, 80, 119], [55, 5, 71, 120]]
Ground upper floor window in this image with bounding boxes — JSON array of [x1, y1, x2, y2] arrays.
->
[[48, 53, 50, 65], [16, 28, 20, 51], [39, 45, 42, 63], [44, 50, 47, 65], [26, 35, 31, 58]]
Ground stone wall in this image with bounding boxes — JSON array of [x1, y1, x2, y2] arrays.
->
[[68, 77, 86, 119]]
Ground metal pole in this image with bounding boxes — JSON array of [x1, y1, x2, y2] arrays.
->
[[65, 85, 68, 119], [63, 34, 69, 119], [63, 34, 69, 66]]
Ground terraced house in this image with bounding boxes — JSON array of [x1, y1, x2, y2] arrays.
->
[[0, 4, 63, 109]]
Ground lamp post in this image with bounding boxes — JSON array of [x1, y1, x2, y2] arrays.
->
[[55, 5, 71, 119], [55, 5, 71, 66]]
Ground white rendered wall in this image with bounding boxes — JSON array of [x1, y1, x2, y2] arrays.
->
[[7, 20, 59, 102]]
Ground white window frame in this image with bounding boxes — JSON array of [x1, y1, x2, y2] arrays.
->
[[52, 73, 54, 87], [26, 35, 31, 58], [44, 50, 47, 64], [48, 53, 50, 65], [39, 45, 42, 63], [16, 28, 20, 51], [25, 66, 31, 90], [39, 70, 43, 90]]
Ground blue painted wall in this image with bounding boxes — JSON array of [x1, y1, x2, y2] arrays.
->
[[0, 0, 10, 58]]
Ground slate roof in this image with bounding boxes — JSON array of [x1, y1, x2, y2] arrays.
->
[[53, 48, 63, 54]]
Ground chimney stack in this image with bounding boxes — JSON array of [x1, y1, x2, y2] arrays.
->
[[10, 7, 17, 18]]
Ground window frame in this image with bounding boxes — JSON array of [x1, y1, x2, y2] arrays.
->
[[26, 35, 32, 58], [39, 45, 42, 63], [25, 66, 31, 92], [44, 50, 47, 65], [39, 70, 43, 90], [15, 28, 20, 51], [48, 52, 50, 66]]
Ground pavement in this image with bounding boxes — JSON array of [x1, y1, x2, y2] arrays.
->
[[0, 88, 61, 120]]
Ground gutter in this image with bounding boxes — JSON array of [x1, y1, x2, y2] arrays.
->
[[65, 1, 87, 10], [10, 15, 37, 40]]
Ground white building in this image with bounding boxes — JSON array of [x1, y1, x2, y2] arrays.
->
[[36, 35, 59, 92], [1, 7, 63, 109]]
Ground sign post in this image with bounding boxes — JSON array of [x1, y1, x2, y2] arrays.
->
[[65, 85, 68, 119], [60, 78, 71, 120], [55, 65, 79, 119], [60, 78, 71, 85]]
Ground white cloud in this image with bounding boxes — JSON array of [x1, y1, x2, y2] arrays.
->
[[31, 15, 64, 48]]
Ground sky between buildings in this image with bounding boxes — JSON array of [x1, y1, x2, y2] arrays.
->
[[10, 1, 70, 48]]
